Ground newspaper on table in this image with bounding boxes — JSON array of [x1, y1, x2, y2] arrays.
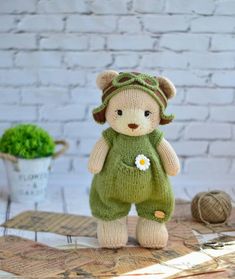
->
[[0, 235, 93, 278], [1, 210, 97, 237]]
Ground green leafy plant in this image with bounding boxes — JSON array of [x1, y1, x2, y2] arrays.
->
[[0, 124, 55, 159]]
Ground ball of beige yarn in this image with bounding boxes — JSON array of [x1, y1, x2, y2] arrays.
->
[[191, 191, 232, 224]]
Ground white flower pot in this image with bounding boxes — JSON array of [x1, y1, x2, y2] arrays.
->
[[4, 157, 52, 203], [0, 139, 68, 203]]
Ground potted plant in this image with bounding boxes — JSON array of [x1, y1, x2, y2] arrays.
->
[[0, 124, 68, 203]]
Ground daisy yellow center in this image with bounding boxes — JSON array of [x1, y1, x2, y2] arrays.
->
[[140, 159, 145, 165]]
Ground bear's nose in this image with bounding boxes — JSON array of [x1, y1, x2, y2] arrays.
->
[[128, 123, 139, 129]]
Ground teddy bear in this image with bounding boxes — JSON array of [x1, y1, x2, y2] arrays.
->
[[88, 70, 180, 249]]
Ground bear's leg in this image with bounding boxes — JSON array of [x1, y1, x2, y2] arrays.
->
[[135, 197, 174, 248], [97, 217, 128, 248], [90, 186, 131, 248], [136, 217, 168, 248]]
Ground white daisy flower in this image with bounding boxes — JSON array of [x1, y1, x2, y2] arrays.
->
[[135, 154, 150, 171]]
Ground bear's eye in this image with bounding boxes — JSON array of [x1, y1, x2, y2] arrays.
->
[[116, 109, 123, 116], [144, 110, 152, 117]]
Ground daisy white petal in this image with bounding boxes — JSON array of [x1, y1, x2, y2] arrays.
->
[[135, 154, 150, 171]]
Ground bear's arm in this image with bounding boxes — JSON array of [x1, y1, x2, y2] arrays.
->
[[88, 137, 109, 174], [157, 138, 180, 176]]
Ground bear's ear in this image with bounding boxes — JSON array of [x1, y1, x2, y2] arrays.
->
[[96, 70, 119, 91], [158, 76, 176, 100]]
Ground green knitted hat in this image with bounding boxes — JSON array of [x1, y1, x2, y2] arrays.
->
[[93, 72, 175, 125]]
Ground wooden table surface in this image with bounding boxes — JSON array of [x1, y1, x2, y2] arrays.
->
[[0, 185, 234, 278]]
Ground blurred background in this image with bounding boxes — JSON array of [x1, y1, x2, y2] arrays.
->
[[0, 0, 235, 205]]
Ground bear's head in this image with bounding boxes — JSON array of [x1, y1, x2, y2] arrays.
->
[[93, 70, 176, 137]]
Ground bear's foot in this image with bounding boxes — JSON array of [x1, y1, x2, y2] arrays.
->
[[97, 217, 128, 248], [136, 217, 168, 248]]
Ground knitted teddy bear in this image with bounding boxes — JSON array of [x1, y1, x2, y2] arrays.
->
[[88, 70, 180, 249]]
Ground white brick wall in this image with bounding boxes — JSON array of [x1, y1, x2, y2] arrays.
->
[[0, 0, 235, 200]]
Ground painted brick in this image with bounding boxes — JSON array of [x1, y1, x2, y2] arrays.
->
[[215, 0, 235, 15], [0, 34, 36, 49], [78, 138, 97, 156], [64, 52, 112, 68], [64, 121, 106, 138], [170, 105, 208, 121], [172, 141, 208, 156], [51, 157, 72, 173], [65, 138, 80, 155], [0, 16, 16, 31], [118, 17, 142, 33], [143, 15, 189, 32], [232, 161, 235, 173], [0, 105, 37, 121], [185, 123, 232, 140], [0, 159, 5, 175], [210, 106, 235, 122], [40, 105, 86, 121], [188, 53, 235, 69], [141, 52, 188, 69], [40, 35, 88, 50], [73, 157, 89, 174], [185, 158, 230, 174], [191, 17, 235, 33], [165, 0, 215, 14], [212, 72, 235, 87], [38, 69, 86, 86], [0, 89, 20, 103], [107, 35, 155, 50], [70, 88, 100, 104], [160, 70, 208, 87], [90, 0, 129, 14], [33, 122, 62, 137], [210, 142, 235, 156], [211, 35, 235, 51], [0, 0, 36, 13], [114, 54, 139, 68], [0, 51, 13, 67], [21, 88, 69, 104], [134, 0, 164, 13], [67, 15, 117, 32], [233, 125, 235, 139], [85, 71, 100, 88], [231, 160, 235, 173], [15, 51, 62, 67], [186, 89, 234, 105], [160, 34, 209, 51], [38, 0, 90, 13], [0, 69, 37, 86], [89, 36, 106, 50], [160, 123, 184, 140], [18, 15, 64, 32], [170, 89, 185, 105]]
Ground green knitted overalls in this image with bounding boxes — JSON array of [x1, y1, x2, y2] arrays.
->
[[89, 128, 174, 223]]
